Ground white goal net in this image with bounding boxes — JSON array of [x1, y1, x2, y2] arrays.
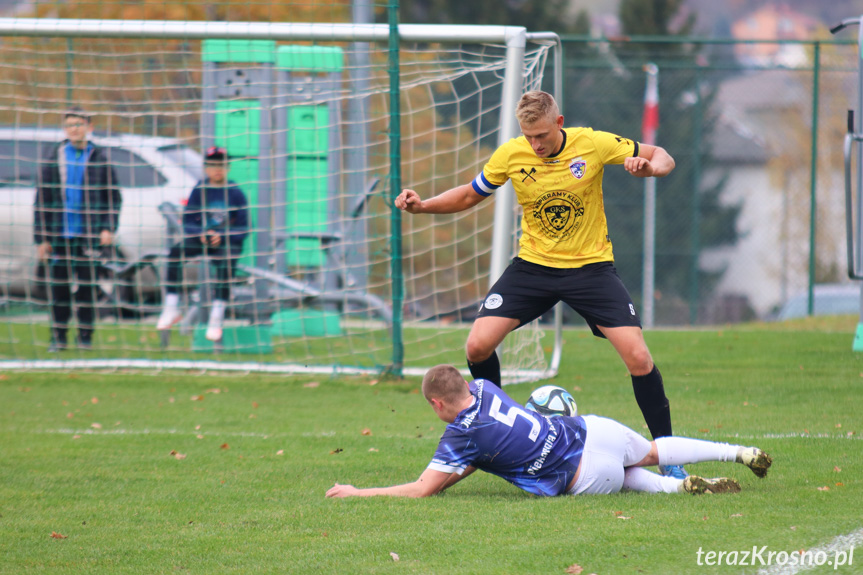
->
[[0, 20, 558, 383]]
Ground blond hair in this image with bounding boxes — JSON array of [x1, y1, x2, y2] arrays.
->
[[422, 364, 470, 403], [515, 90, 560, 125]]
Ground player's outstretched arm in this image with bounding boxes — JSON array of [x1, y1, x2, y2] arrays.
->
[[325, 467, 455, 499], [624, 144, 675, 178], [395, 183, 486, 215]]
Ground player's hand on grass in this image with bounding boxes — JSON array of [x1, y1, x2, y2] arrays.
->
[[326, 483, 359, 498], [395, 189, 424, 213]]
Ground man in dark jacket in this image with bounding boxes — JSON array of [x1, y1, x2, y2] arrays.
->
[[156, 146, 249, 342], [34, 109, 122, 351]]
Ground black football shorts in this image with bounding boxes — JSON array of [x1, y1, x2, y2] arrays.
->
[[475, 258, 642, 337]]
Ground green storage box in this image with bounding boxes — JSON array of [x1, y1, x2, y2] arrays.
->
[[192, 325, 273, 354], [215, 101, 261, 156], [202, 40, 277, 63], [270, 309, 342, 337]]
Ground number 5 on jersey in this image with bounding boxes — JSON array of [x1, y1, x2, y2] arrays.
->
[[489, 395, 541, 442]]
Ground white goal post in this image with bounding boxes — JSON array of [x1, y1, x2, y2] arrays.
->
[[0, 18, 563, 383]]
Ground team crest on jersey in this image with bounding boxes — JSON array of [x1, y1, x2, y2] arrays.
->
[[532, 190, 585, 240], [569, 157, 586, 179]]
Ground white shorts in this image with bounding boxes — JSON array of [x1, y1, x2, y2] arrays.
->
[[567, 415, 652, 495]]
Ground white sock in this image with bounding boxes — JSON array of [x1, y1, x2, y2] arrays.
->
[[164, 292, 180, 310], [655, 436, 740, 467], [209, 300, 226, 325], [623, 467, 683, 493]]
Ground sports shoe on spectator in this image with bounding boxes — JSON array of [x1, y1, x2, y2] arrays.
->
[[156, 307, 182, 331]]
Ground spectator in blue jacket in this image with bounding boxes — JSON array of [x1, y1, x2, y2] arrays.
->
[[34, 108, 121, 352], [156, 147, 249, 341]]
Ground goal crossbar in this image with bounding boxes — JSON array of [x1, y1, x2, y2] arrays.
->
[[0, 18, 529, 44]]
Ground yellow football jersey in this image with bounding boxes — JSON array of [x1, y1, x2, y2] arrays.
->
[[472, 127, 638, 268]]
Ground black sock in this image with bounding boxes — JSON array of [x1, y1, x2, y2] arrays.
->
[[631, 364, 672, 439], [467, 351, 501, 386]]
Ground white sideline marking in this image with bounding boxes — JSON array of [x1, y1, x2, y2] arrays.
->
[[694, 432, 862, 441], [36, 428, 858, 442], [753, 528, 863, 575], [42, 428, 276, 438]]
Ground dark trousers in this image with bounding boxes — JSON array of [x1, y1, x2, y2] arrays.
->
[[48, 238, 98, 339], [165, 239, 241, 302]]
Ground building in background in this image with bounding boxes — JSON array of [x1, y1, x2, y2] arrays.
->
[[730, 4, 820, 68], [702, 68, 850, 319]]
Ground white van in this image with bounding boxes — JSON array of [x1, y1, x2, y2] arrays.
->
[[0, 127, 203, 303]]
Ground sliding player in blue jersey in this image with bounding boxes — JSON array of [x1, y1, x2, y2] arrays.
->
[[326, 365, 772, 499]]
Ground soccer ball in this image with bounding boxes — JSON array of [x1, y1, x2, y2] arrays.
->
[[525, 385, 577, 417]]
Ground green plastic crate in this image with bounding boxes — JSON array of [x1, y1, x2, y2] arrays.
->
[[288, 105, 329, 156], [226, 159, 259, 269], [276, 45, 344, 72], [270, 309, 342, 337], [202, 39, 277, 63], [215, 101, 261, 157]]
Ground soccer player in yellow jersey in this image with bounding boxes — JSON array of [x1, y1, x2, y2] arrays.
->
[[395, 90, 685, 478]]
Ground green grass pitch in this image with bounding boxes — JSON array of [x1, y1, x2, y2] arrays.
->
[[1, 317, 861, 574]]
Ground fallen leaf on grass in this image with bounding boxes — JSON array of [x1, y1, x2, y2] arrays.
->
[[50, 532, 67, 539], [252, 402, 259, 409], [389, 552, 399, 562], [361, 428, 372, 436], [368, 448, 379, 452], [169, 450, 187, 460], [303, 382, 320, 388], [205, 388, 222, 394], [220, 443, 230, 450], [565, 565, 583, 574], [276, 450, 284, 456], [190, 395, 204, 401], [817, 486, 830, 491], [835, 482, 845, 487], [90, 423, 102, 430], [616, 515, 632, 520], [835, 466, 842, 472], [330, 448, 343, 455], [91, 397, 98, 404], [730, 513, 744, 518]]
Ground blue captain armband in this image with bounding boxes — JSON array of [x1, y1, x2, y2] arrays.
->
[[471, 172, 500, 197]]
